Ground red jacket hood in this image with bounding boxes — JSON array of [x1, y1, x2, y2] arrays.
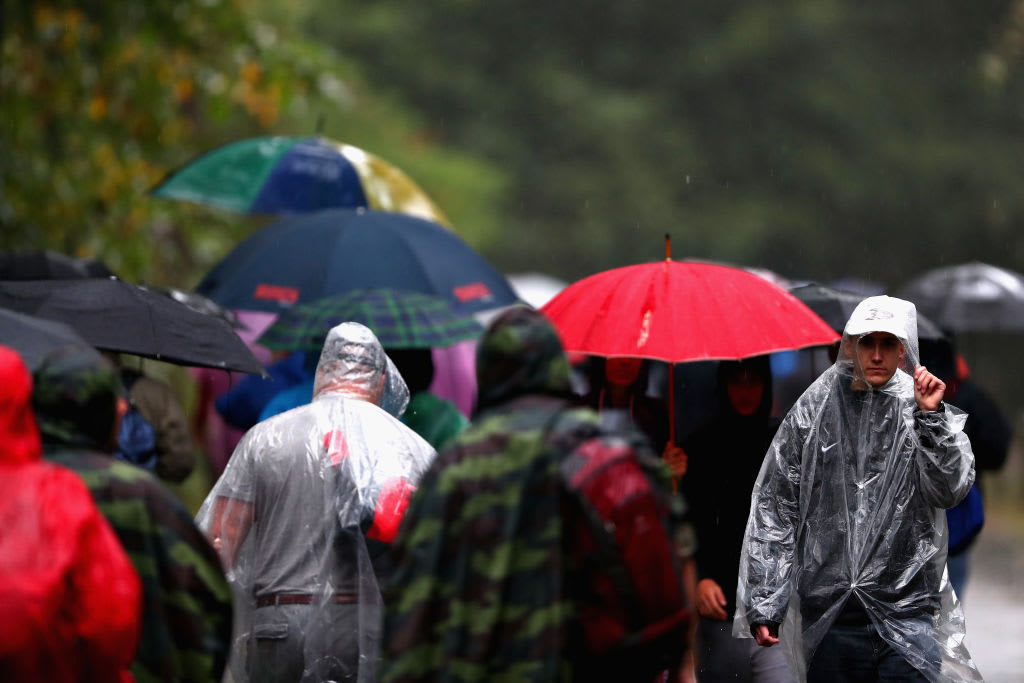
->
[[0, 345, 42, 465]]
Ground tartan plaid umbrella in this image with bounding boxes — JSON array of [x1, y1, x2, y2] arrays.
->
[[257, 288, 484, 352]]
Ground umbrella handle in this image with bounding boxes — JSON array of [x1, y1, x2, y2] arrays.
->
[[668, 363, 676, 445], [668, 363, 680, 493]]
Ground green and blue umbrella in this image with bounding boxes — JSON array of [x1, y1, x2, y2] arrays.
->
[[151, 135, 450, 224], [257, 288, 484, 353]]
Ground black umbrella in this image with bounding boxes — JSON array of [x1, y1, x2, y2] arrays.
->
[[790, 283, 945, 340], [0, 279, 264, 374], [0, 249, 115, 280], [896, 261, 1024, 333], [0, 308, 100, 371], [153, 287, 244, 329], [195, 208, 520, 315]]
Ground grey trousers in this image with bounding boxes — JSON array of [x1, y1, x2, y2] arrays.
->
[[247, 603, 361, 683], [695, 616, 797, 683]]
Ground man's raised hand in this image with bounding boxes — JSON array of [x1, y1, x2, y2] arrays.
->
[[914, 366, 945, 412]]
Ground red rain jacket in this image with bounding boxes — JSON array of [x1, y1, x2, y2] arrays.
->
[[0, 345, 142, 682]]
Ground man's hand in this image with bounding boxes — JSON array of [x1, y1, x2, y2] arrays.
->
[[663, 443, 688, 477], [914, 365, 945, 412], [752, 623, 779, 647], [696, 578, 729, 620]]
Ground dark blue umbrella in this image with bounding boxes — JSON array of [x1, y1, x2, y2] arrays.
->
[[195, 208, 520, 315]]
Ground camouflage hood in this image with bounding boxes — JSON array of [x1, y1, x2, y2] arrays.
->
[[32, 346, 121, 451], [474, 305, 572, 416]]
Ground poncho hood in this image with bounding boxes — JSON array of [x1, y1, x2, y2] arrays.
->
[[0, 345, 42, 466]]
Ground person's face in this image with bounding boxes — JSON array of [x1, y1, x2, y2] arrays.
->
[[106, 396, 129, 451], [846, 332, 905, 387], [726, 370, 765, 416], [605, 357, 643, 387]]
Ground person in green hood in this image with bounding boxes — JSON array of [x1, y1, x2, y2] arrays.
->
[[31, 346, 233, 683], [381, 306, 694, 682]]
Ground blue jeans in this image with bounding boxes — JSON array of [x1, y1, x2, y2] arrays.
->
[[807, 623, 934, 683], [947, 551, 969, 601]]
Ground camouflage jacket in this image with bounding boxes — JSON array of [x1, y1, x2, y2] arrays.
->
[[33, 347, 233, 683], [381, 306, 688, 682]]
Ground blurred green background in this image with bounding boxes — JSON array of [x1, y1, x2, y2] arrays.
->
[[8, 1, 1024, 290], [5, 1, 1024, 504]]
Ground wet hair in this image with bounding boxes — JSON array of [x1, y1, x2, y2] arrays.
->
[[716, 355, 773, 418], [586, 356, 651, 403]]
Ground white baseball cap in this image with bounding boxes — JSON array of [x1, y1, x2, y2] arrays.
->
[[843, 295, 917, 341]]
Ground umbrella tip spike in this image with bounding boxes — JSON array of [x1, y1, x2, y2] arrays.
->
[[664, 233, 671, 261]]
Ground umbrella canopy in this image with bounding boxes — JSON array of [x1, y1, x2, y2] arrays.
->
[[790, 283, 946, 340], [150, 135, 450, 224], [896, 261, 1024, 333], [541, 260, 839, 363], [154, 287, 243, 329], [0, 249, 115, 280], [0, 279, 264, 374], [507, 272, 568, 310], [0, 308, 100, 371], [257, 288, 484, 353], [195, 208, 520, 316]]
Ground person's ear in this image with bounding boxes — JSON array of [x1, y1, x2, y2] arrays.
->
[[842, 338, 855, 359]]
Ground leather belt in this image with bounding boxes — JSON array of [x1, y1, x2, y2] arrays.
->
[[255, 593, 358, 608]]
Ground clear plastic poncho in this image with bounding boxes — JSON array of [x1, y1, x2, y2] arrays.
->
[[734, 296, 982, 682], [197, 323, 436, 683]]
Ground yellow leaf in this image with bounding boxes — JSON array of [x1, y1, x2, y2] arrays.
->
[[89, 96, 107, 121], [173, 78, 194, 103], [241, 61, 262, 84]]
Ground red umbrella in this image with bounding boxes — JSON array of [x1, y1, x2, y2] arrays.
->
[[542, 263, 837, 362], [540, 243, 838, 449]]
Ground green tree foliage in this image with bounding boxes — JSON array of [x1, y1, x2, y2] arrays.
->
[[312, 0, 1024, 288], [1, 0, 506, 286]]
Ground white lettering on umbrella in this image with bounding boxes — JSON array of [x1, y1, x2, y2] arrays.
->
[[637, 310, 651, 349]]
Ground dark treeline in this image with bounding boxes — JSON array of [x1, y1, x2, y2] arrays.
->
[[312, 0, 1024, 289]]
